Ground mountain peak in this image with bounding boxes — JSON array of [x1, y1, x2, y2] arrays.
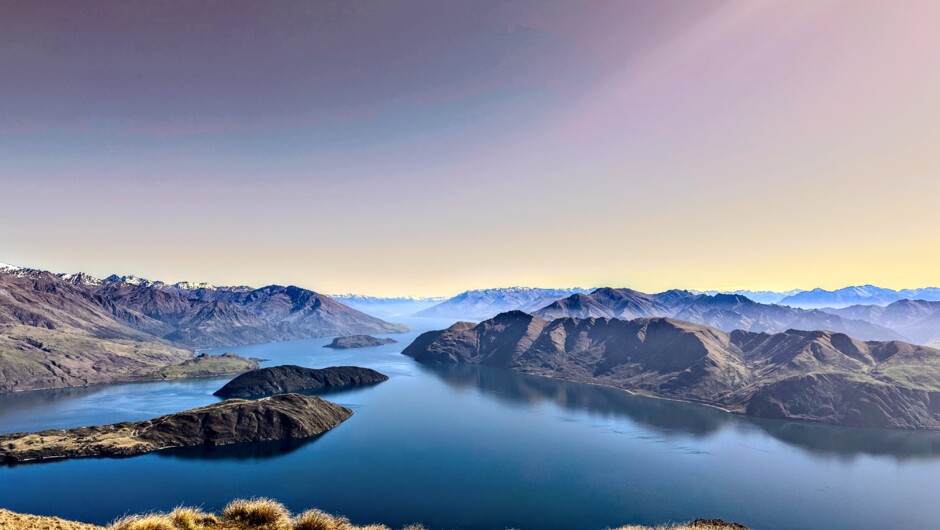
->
[[57, 272, 102, 286]]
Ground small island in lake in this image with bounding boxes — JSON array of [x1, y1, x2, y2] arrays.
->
[[0, 394, 351, 464], [214, 365, 389, 399], [153, 352, 261, 380], [324, 335, 398, 349]]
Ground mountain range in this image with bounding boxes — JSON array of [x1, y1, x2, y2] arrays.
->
[[533, 288, 901, 341], [820, 300, 940, 346], [403, 311, 940, 429], [330, 294, 447, 318], [778, 285, 940, 308], [697, 289, 804, 305], [414, 284, 940, 318], [414, 287, 590, 320], [0, 264, 406, 392]]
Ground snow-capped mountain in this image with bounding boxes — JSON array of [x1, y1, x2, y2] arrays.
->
[[695, 289, 804, 305], [415, 287, 591, 320], [57, 272, 103, 286], [331, 294, 448, 319], [780, 285, 940, 308]]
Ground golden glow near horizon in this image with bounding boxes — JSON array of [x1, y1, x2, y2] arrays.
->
[[3, 1, 940, 298]]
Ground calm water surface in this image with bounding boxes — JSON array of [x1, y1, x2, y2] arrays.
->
[[2, 317, 940, 529]]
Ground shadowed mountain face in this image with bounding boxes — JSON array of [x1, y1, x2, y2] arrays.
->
[[403, 311, 940, 430], [821, 300, 940, 345], [0, 267, 406, 392], [415, 287, 589, 320], [533, 288, 902, 341], [213, 365, 389, 399]]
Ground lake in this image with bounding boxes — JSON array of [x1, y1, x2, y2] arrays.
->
[[2, 317, 940, 529]]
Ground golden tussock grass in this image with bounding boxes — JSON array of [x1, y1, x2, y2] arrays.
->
[[610, 523, 738, 530], [2, 499, 745, 530], [105, 499, 427, 530]]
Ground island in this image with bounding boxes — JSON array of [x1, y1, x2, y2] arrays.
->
[[152, 352, 260, 379], [323, 335, 398, 349], [403, 311, 940, 430], [0, 393, 351, 464], [213, 365, 389, 398]]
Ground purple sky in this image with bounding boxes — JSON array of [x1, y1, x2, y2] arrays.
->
[[2, 1, 940, 296]]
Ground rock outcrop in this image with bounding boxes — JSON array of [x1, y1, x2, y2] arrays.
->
[[0, 393, 352, 463], [214, 365, 389, 398]]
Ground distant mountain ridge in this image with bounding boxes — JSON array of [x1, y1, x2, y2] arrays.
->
[[696, 289, 804, 305], [779, 285, 940, 308], [821, 300, 940, 345], [330, 294, 447, 318], [88, 273, 409, 347], [415, 287, 591, 320], [403, 311, 940, 430], [330, 294, 447, 303], [533, 288, 901, 341]]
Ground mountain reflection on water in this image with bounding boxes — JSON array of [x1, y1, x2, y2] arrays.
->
[[424, 363, 940, 461]]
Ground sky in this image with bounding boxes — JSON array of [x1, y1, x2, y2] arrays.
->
[[2, 0, 940, 297]]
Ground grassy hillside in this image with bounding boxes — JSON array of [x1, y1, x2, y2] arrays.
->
[[0, 500, 746, 529], [0, 325, 256, 392]]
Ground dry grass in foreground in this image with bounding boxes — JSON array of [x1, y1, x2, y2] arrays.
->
[[1, 499, 747, 530], [0, 508, 102, 530], [108, 498, 429, 530], [612, 521, 745, 530]]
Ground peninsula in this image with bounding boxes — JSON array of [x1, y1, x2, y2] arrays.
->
[[0, 394, 352, 464]]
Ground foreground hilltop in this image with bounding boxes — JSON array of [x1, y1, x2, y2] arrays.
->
[[0, 499, 746, 530], [403, 311, 940, 429], [0, 264, 407, 392]]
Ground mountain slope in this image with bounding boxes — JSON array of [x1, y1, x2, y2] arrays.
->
[[403, 311, 940, 429], [415, 287, 589, 320], [0, 265, 407, 391], [87, 277, 409, 348], [534, 288, 900, 341]]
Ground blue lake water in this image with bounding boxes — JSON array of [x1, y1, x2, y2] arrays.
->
[[2, 317, 940, 529]]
